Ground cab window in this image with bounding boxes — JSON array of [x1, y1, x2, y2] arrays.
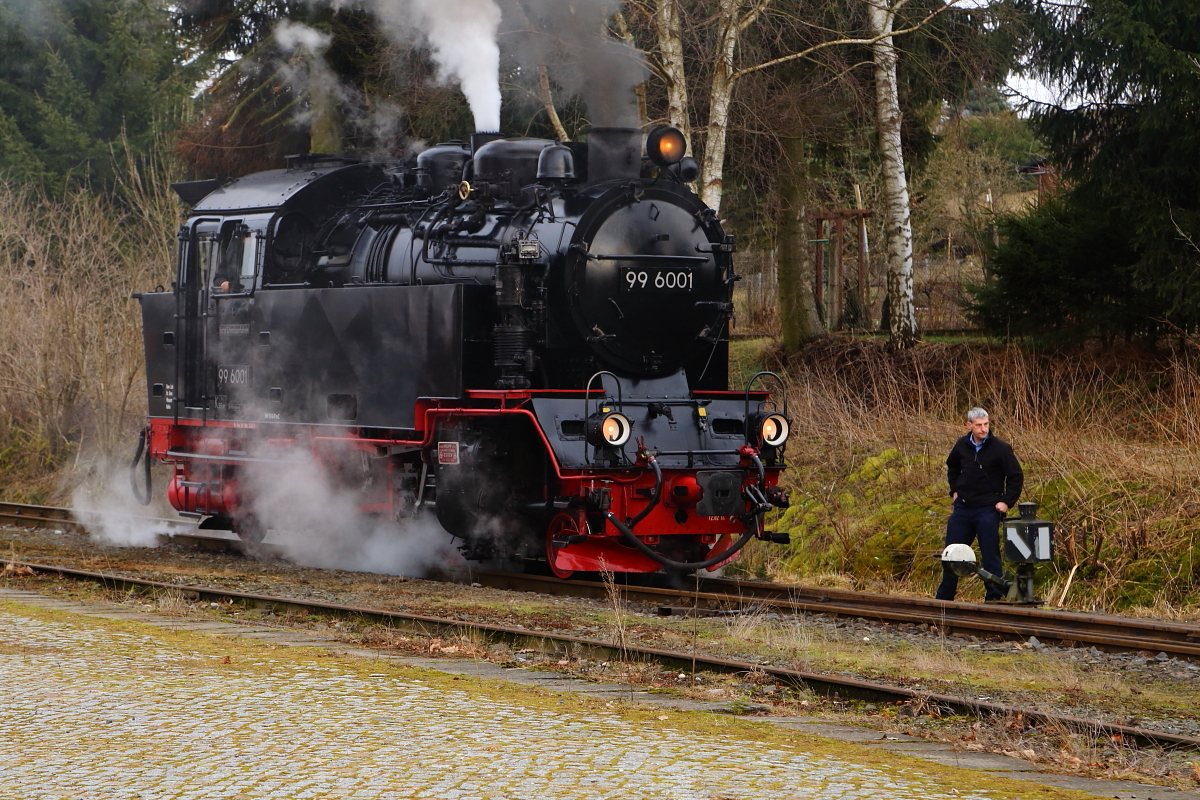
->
[[212, 222, 257, 293], [238, 228, 258, 283]]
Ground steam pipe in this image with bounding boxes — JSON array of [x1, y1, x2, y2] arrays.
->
[[610, 452, 766, 571], [749, 453, 766, 486], [471, 132, 504, 152], [130, 427, 152, 506]]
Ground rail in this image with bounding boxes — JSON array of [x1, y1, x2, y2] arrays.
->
[[4, 500, 1199, 660], [474, 569, 1200, 660]]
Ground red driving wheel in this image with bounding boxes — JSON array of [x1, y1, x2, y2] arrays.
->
[[545, 512, 580, 580]]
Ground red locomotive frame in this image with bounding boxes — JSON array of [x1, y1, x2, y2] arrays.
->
[[149, 387, 784, 577]]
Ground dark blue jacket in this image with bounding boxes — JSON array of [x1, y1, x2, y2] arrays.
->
[[946, 433, 1023, 508]]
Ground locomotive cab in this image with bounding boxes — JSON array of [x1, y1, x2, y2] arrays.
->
[[136, 126, 791, 575]]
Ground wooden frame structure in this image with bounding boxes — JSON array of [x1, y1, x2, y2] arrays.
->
[[807, 208, 872, 330]]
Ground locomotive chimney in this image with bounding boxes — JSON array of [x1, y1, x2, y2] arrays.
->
[[586, 127, 641, 182], [471, 132, 504, 153]]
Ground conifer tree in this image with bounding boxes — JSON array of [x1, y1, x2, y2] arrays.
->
[[979, 0, 1200, 338], [0, 0, 191, 189]]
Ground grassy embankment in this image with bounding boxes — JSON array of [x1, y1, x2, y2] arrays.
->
[[729, 336, 1200, 617]]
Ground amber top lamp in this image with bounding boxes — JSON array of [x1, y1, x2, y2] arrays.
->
[[646, 126, 687, 167]]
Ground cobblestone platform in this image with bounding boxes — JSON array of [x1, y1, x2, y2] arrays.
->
[[0, 589, 1179, 800]]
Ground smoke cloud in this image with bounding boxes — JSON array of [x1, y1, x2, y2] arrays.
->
[[293, 0, 645, 137], [275, 18, 333, 54], [336, 0, 503, 133], [503, 0, 647, 128], [272, 19, 408, 155], [72, 442, 464, 579], [0, 0, 58, 40]]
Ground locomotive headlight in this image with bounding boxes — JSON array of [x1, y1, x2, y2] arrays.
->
[[750, 413, 789, 447], [647, 126, 687, 167], [588, 411, 632, 448]]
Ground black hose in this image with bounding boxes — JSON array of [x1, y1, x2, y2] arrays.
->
[[605, 510, 758, 571], [626, 457, 662, 528], [130, 427, 152, 506]]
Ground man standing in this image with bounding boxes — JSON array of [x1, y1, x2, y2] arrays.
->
[[938, 407, 1023, 601]]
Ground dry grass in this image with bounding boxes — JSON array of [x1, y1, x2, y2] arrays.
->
[[152, 588, 194, 617], [730, 249, 781, 338], [723, 603, 774, 642], [731, 337, 1200, 613], [1125, 598, 1200, 623], [952, 713, 1194, 788], [0, 145, 180, 501]]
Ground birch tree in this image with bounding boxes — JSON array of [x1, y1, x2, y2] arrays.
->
[[695, 0, 771, 210], [638, 0, 959, 219], [651, 0, 690, 140], [866, 0, 917, 347]]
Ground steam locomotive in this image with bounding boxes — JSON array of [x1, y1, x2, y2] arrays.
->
[[134, 126, 791, 576]]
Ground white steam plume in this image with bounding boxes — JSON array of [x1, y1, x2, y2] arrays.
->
[[71, 458, 176, 548], [72, 443, 464, 579], [240, 447, 466, 578], [275, 18, 333, 54], [339, 0, 503, 132]]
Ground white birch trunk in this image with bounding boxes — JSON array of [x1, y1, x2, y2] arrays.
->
[[653, 0, 690, 142], [699, 0, 769, 213], [699, 31, 733, 213], [866, 0, 918, 347]]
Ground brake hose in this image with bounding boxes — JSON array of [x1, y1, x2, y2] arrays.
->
[[606, 511, 758, 571], [625, 456, 662, 528], [130, 427, 153, 506]]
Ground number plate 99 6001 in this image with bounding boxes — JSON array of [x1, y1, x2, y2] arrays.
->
[[619, 267, 693, 292]]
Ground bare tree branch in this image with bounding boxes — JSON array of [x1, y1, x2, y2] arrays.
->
[[730, 1, 962, 85], [737, 0, 774, 33]]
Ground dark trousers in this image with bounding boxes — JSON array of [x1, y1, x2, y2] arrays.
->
[[936, 504, 1004, 601]]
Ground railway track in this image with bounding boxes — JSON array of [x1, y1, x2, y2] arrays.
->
[[476, 571, 1200, 661], [6, 558, 1200, 751], [0, 501, 80, 531], [5, 499, 1200, 660], [0, 501, 226, 548]]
